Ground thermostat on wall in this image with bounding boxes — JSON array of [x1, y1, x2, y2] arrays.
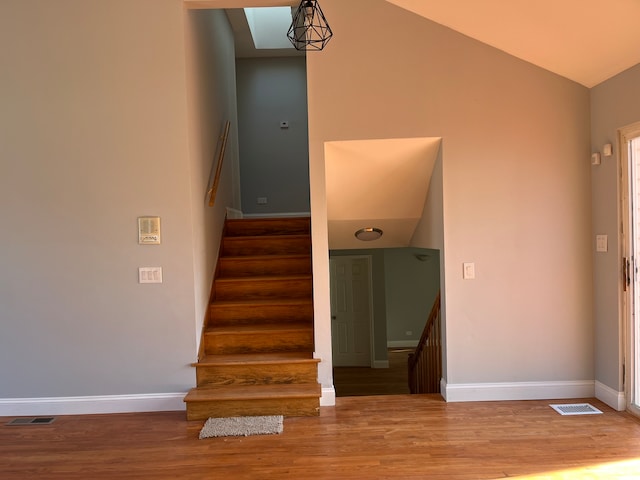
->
[[138, 216, 161, 245]]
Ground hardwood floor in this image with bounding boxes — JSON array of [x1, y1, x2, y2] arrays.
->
[[3, 395, 640, 479], [333, 348, 411, 396]]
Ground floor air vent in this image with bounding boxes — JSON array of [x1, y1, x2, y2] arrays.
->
[[550, 403, 603, 415], [7, 417, 56, 426]]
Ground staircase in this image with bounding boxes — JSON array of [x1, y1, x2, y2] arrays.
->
[[184, 217, 321, 421]]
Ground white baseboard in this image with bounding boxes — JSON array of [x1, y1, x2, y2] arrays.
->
[[0, 393, 186, 417], [243, 212, 311, 218], [320, 386, 336, 406], [225, 207, 243, 219], [441, 380, 595, 402], [387, 340, 418, 348], [595, 381, 625, 411], [373, 360, 390, 368]]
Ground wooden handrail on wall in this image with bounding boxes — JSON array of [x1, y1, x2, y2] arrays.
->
[[408, 291, 442, 394], [207, 120, 231, 207]]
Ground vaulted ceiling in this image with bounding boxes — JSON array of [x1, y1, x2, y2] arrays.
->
[[185, 0, 640, 247], [186, 0, 640, 87], [387, 0, 640, 88]]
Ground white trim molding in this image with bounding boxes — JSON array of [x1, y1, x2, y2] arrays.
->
[[0, 393, 186, 417], [320, 386, 336, 406], [441, 380, 595, 402], [595, 381, 626, 411]]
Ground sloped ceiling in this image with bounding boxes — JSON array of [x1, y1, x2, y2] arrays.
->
[[386, 0, 640, 88], [186, 0, 640, 87], [184, 0, 640, 249]]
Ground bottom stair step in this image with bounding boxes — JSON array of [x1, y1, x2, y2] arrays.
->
[[193, 353, 320, 387], [184, 383, 321, 421]]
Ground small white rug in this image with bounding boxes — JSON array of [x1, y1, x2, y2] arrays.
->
[[199, 415, 284, 439]]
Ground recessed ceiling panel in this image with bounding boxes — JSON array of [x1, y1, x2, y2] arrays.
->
[[325, 137, 441, 249]]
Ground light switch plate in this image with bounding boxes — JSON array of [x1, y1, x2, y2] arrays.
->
[[139, 267, 163, 284], [463, 262, 475, 280], [596, 235, 608, 252]]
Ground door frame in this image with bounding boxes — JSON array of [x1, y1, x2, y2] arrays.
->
[[619, 121, 640, 415], [329, 254, 375, 368]]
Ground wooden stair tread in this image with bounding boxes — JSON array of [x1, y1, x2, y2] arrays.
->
[[206, 323, 312, 335], [188, 216, 318, 419], [210, 298, 312, 307], [224, 217, 310, 237], [225, 234, 309, 241], [215, 274, 311, 282], [220, 254, 310, 261], [185, 383, 321, 402], [194, 352, 318, 366]]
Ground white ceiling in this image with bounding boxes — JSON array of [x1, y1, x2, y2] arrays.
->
[[386, 0, 640, 88], [186, 0, 640, 87]]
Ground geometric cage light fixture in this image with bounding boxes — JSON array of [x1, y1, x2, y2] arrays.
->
[[287, 0, 333, 51]]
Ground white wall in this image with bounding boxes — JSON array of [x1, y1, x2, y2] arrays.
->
[[590, 63, 640, 403], [236, 56, 310, 215], [308, 0, 593, 401], [0, 0, 235, 413]]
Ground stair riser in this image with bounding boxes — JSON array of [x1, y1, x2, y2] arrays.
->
[[218, 257, 311, 277], [222, 237, 311, 256], [211, 303, 313, 325], [214, 278, 312, 300], [195, 363, 318, 387], [186, 397, 320, 421], [225, 218, 310, 237], [205, 331, 314, 355]]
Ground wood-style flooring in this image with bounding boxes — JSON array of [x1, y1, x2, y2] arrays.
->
[[3, 395, 640, 479], [333, 348, 411, 396]]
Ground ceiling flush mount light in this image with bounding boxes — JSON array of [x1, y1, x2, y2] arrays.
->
[[355, 227, 383, 241], [287, 0, 333, 51]]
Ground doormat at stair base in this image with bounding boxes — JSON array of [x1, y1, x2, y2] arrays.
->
[[199, 415, 283, 439]]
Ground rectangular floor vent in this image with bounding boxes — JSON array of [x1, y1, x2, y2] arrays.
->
[[6, 417, 56, 426], [550, 403, 603, 416]]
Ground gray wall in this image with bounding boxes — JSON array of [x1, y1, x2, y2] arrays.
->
[[329, 247, 440, 364], [185, 8, 241, 346], [590, 63, 640, 392], [384, 248, 440, 345], [236, 57, 310, 215], [0, 1, 237, 401], [308, 0, 593, 395]]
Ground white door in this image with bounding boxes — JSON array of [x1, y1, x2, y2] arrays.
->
[[621, 122, 640, 415], [330, 256, 373, 367]]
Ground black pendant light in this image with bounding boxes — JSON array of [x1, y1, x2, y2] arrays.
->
[[287, 0, 333, 51]]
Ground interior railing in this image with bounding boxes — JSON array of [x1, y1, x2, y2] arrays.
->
[[207, 120, 230, 207], [408, 291, 442, 394]]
